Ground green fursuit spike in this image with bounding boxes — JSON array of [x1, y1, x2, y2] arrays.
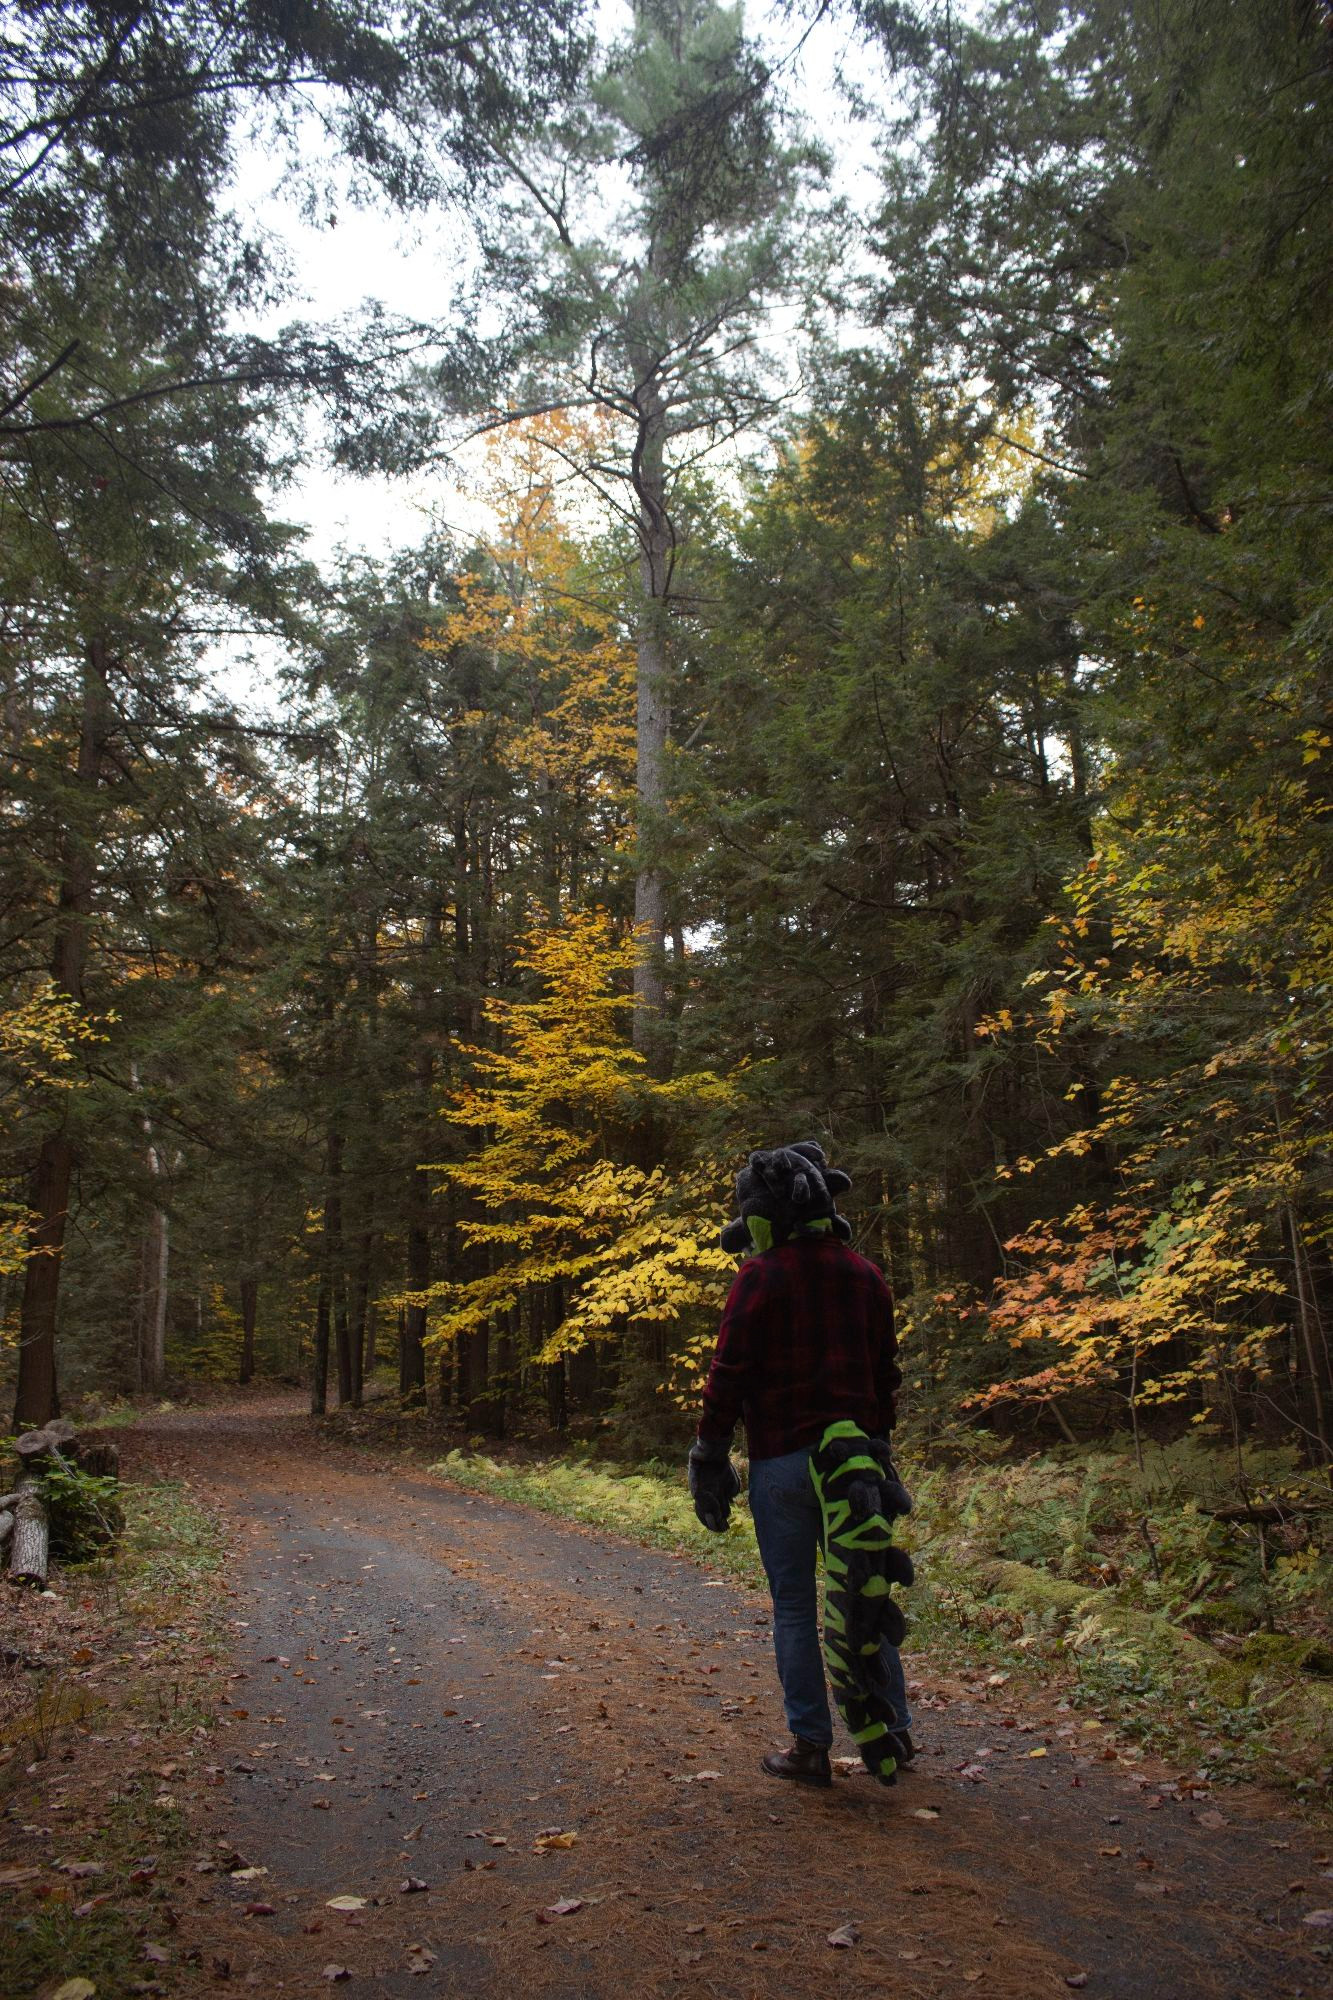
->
[[808, 1418, 915, 1785]]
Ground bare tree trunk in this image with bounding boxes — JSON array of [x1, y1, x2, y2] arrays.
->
[[350, 1227, 371, 1407], [546, 1357, 567, 1431], [134, 1072, 169, 1395], [631, 377, 671, 1052], [1287, 1204, 1331, 1462], [141, 1204, 169, 1394], [401, 904, 441, 1405], [327, 1133, 351, 1406], [310, 1126, 342, 1416], [401, 1179, 429, 1404], [14, 638, 111, 1429], [335, 1284, 352, 1407], [310, 1275, 330, 1416], [239, 1276, 258, 1385]]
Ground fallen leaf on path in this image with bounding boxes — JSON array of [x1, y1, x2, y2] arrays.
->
[[322, 1967, 351, 1983], [143, 1943, 170, 1962], [487, 1836, 508, 1848], [1028, 1747, 1048, 1759], [911, 1809, 939, 1821], [406, 1945, 436, 1974], [229, 1868, 267, 1883], [827, 1922, 860, 1948], [1065, 1975, 1089, 1989], [244, 1902, 276, 1917], [326, 1895, 367, 1912], [1099, 1848, 1122, 1858], [399, 1877, 428, 1893], [534, 1830, 578, 1851], [0, 1866, 42, 1887], [58, 1861, 104, 1878], [1134, 1882, 1170, 1898], [959, 1764, 988, 1783], [50, 1982, 97, 2000], [1197, 1810, 1226, 1829], [546, 1898, 584, 1916], [963, 1972, 984, 1984], [1303, 1911, 1333, 1928]]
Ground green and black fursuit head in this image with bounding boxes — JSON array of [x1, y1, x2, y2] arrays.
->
[[809, 1419, 914, 1784]]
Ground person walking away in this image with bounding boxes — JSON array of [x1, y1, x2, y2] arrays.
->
[[687, 1141, 913, 1788]]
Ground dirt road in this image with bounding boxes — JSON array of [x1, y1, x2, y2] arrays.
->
[[121, 1400, 1329, 2000]]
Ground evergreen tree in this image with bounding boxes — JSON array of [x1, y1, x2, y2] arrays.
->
[[428, 0, 829, 1051]]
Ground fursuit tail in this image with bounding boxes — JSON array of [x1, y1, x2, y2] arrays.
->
[[809, 1418, 914, 1786]]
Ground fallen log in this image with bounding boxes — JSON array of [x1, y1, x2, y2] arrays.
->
[[8, 1476, 49, 1587], [1204, 1500, 1326, 1526], [0, 1508, 13, 1547]]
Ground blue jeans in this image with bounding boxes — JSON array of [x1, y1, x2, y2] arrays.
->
[[748, 1444, 912, 1749]]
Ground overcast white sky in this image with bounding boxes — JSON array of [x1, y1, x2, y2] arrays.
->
[[215, 2, 892, 708]]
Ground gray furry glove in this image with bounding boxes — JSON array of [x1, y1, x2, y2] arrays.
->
[[687, 1437, 742, 1533]]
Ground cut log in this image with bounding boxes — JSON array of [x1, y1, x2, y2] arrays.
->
[[45, 1418, 78, 1447], [74, 1441, 119, 1480], [8, 1476, 48, 1587], [14, 1428, 60, 1468]]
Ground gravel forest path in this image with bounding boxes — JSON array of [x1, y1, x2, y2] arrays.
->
[[122, 1397, 1330, 2000]]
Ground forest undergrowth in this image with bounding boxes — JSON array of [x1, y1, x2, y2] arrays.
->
[[0, 1478, 229, 1998]]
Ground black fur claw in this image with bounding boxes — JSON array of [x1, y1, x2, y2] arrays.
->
[[687, 1440, 741, 1533]]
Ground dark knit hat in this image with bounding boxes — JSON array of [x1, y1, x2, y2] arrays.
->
[[720, 1139, 853, 1255]]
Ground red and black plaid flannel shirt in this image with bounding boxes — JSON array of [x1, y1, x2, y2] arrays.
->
[[697, 1236, 900, 1461]]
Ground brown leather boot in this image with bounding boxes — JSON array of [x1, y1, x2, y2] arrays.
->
[[761, 1737, 832, 1787]]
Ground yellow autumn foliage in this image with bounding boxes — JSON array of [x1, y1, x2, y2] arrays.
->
[[425, 908, 742, 1379], [0, 978, 103, 1277]]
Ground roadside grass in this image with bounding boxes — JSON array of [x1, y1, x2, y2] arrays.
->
[[1, 1772, 189, 2000], [118, 1473, 227, 1609], [431, 1436, 1333, 1806], [434, 1446, 770, 1591], [0, 1476, 227, 1999]]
